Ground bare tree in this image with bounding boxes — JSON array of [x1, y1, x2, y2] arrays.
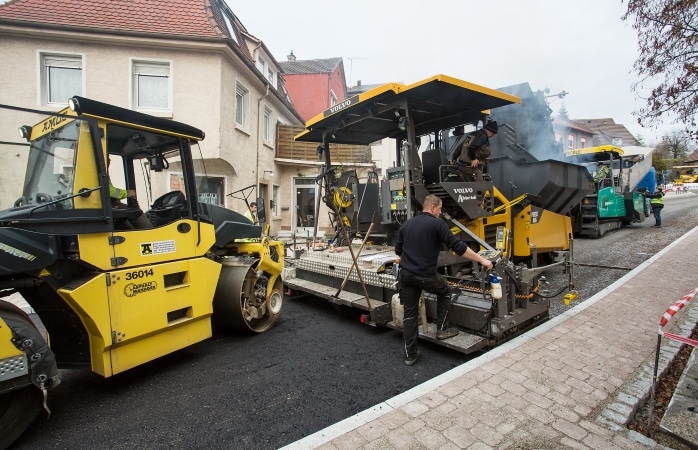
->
[[657, 130, 692, 159], [622, 0, 698, 130]]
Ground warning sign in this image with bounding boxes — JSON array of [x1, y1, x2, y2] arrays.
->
[[140, 240, 176, 256]]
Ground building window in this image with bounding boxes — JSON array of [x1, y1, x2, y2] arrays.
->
[[196, 176, 224, 205], [42, 54, 83, 105], [272, 184, 280, 216], [263, 107, 273, 142], [257, 56, 266, 74], [235, 83, 249, 127], [258, 56, 275, 86], [612, 137, 623, 146], [580, 137, 588, 148], [330, 90, 337, 107], [169, 173, 223, 206], [567, 134, 575, 149], [132, 60, 171, 111]]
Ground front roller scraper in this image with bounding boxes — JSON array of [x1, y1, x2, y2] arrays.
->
[[0, 300, 59, 449], [212, 260, 283, 333]]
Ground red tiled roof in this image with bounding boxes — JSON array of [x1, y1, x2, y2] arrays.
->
[[0, 0, 304, 122], [685, 149, 698, 163], [0, 0, 229, 39], [571, 118, 639, 146]]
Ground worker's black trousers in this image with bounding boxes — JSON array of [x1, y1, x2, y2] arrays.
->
[[397, 268, 453, 358], [652, 205, 663, 226]]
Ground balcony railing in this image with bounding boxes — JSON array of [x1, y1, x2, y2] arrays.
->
[[276, 125, 371, 163]]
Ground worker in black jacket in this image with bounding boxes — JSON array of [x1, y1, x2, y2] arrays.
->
[[395, 195, 493, 366]]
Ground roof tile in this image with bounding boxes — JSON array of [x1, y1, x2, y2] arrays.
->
[[279, 57, 343, 75], [0, 0, 229, 38]]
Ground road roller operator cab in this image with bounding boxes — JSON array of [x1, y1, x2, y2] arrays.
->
[[0, 97, 284, 448]]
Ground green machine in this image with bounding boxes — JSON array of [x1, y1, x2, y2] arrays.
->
[[566, 145, 648, 237]]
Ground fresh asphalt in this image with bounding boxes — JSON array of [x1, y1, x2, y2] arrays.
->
[[10, 193, 698, 450]]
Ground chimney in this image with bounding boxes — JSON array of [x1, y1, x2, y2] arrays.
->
[[287, 51, 296, 61], [357, 80, 361, 87]]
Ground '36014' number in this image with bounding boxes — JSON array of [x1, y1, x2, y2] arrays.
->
[[125, 268, 154, 280]]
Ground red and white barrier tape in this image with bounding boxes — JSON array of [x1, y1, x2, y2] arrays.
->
[[658, 287, 698, 348], [661, 331, 698, 349]]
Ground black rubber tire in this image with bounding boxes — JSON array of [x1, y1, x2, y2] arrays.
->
[[0, 385, 44, 449]]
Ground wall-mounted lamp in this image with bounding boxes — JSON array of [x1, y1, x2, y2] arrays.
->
[[263, 170, 274, 178]]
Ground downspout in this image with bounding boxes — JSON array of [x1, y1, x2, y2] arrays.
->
[[256, 83, 270, 219], [253, 42, 263, 56]]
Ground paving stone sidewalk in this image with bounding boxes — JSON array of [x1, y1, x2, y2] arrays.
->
[[283, 225, 698, 450]]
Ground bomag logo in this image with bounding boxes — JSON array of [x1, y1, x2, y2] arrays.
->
[[41, 115, 69, 133], [124, 281, 158, 297]]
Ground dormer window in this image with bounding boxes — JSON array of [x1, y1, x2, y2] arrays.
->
[[257, 56, 276, 87], [257, 56, 266, 74]]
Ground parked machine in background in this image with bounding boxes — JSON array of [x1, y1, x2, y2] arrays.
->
[[565, 145, 652, 238], [0, 98, 284, 447], [283, 75, 594, 355], [673, 173, 698, 185]]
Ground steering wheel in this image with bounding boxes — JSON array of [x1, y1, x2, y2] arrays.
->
[[151, 191, 185, 211], [147, 191, 186, 226]]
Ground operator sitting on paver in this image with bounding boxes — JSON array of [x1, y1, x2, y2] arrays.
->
[[450, 121, 498, 182], [594, 161, 610, 188]]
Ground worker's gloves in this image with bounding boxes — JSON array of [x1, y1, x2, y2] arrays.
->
[[127, 197, 140, 208]]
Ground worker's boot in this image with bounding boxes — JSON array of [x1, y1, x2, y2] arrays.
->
[[404, 348, 421, 366], [436, 327, 459, 340]]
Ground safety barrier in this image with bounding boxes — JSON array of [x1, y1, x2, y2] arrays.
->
[[648, 287, 698, 430], [659, 287, 698, 347]]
